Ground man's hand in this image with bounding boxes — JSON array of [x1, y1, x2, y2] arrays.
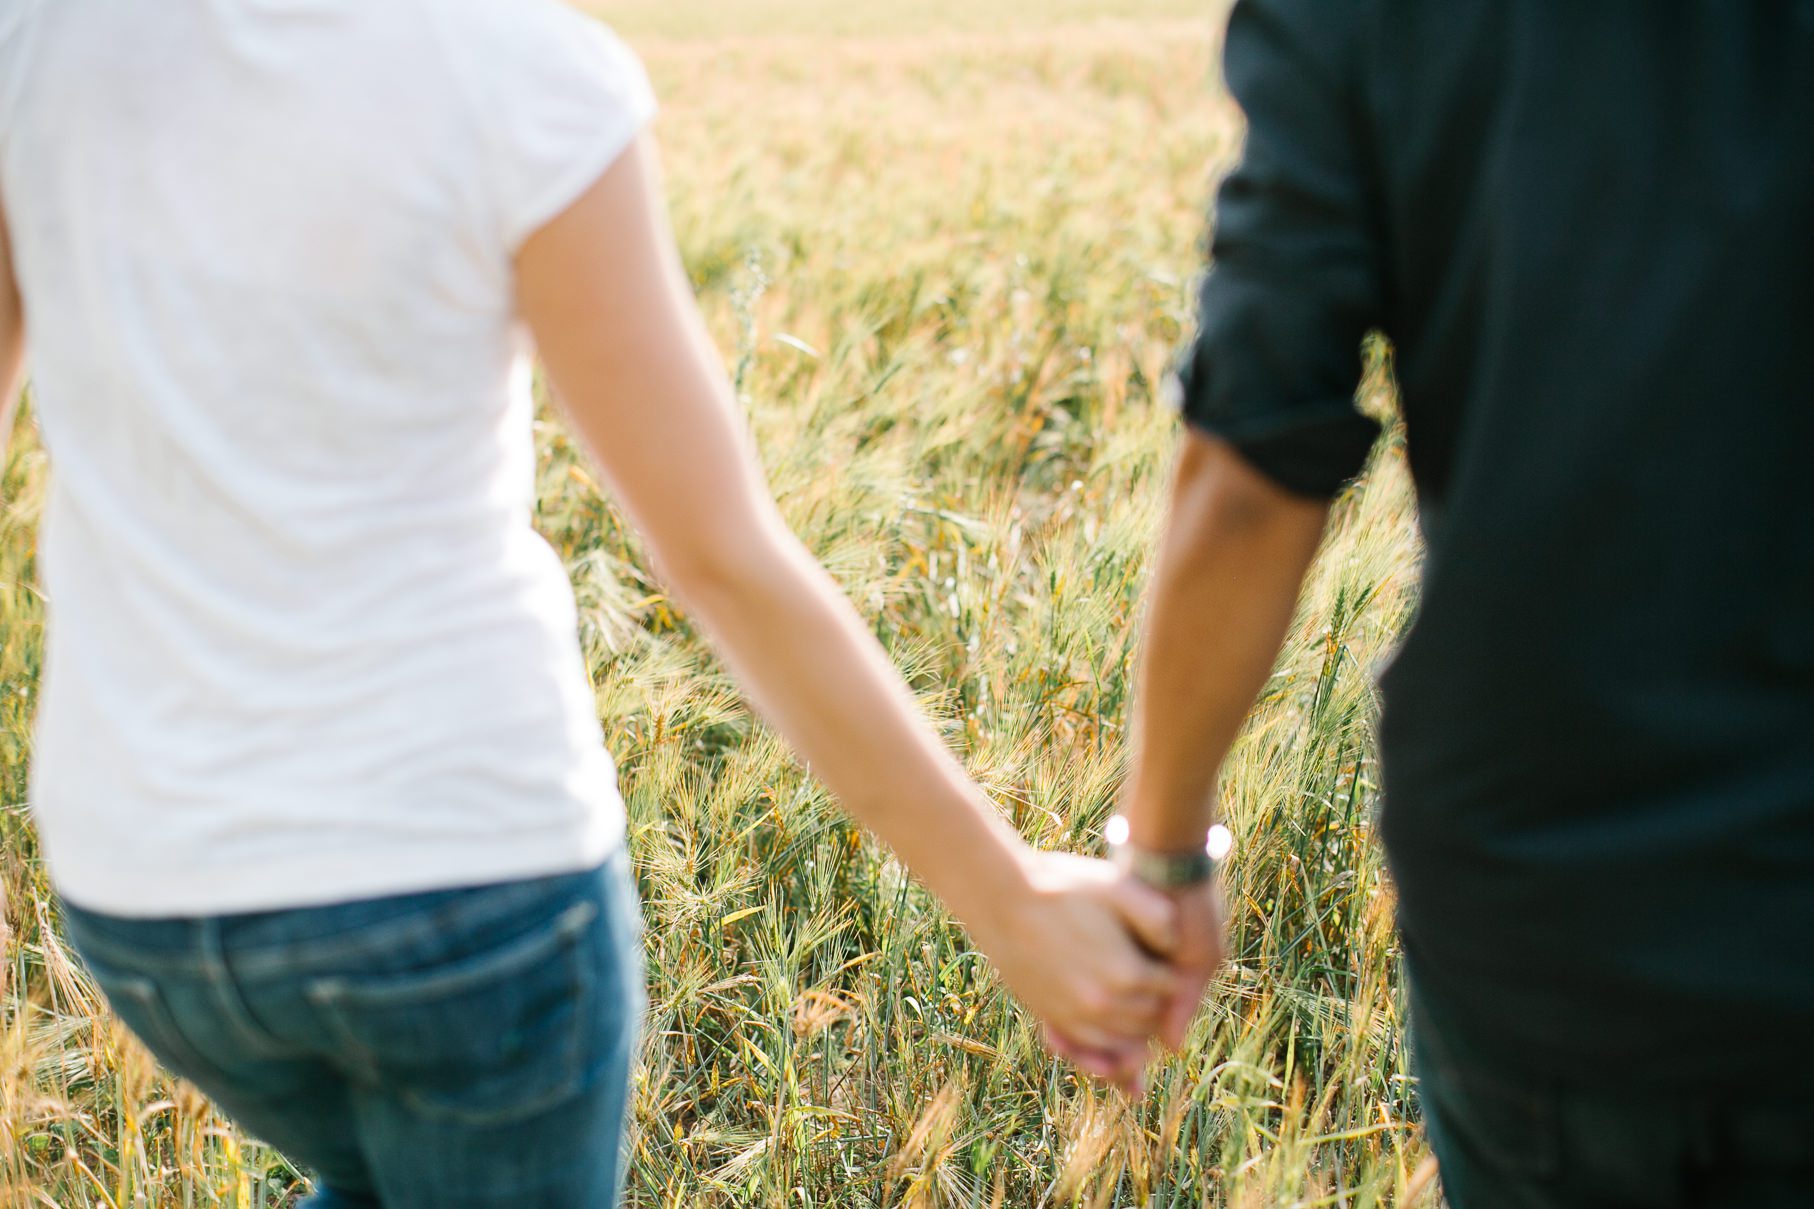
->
[[1158, 879, 1227, 1049]]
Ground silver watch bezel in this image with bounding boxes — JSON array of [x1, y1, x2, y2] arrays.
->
[[1103, 815, 1232, 889]]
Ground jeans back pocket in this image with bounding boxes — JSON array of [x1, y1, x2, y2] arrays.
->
[[306, 897, 601, 1126]]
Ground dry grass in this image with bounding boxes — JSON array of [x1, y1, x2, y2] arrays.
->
[[592, 0, 1214, 39], [0, 3, 1435, 1206]]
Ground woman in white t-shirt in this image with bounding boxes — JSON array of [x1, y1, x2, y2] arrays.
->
[[0, 2, 1184, 1204]]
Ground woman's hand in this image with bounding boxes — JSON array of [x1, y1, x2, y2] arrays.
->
[[966, 849, 1180, 1095]]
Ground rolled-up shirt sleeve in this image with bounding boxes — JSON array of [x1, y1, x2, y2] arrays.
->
[[1178, 0, 1384, 498]]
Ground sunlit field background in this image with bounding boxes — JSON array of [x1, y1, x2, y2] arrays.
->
[[0, 1, 1434, 1205]]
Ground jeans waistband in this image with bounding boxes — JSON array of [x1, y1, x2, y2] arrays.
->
[[60, 853, 621, 980]]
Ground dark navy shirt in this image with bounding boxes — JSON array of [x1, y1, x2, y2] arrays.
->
[[1180, 0, 1814, 1087]]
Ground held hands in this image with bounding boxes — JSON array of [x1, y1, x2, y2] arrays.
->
[[965, 849, 1181, 1093], [1041, 876, 1226, 1094], [1043, 876, 1226, 1093], [968, 846, 1227, 1096]]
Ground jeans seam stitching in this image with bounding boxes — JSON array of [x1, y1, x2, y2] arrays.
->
[[304, 899, 598, 1006], [229, 874, 605, 977], [101, 973, 225, 1087], [61, 922, 211, 978], [201, 918, 295, 1060]]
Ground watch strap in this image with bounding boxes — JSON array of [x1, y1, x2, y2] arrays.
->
[[1104, 816, 1232, 889]]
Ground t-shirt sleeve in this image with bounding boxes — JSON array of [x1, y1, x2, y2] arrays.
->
[[1176, 0, 1385, 499], [467, 3, 658, 255]]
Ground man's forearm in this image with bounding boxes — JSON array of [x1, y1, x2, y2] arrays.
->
[[1122, 431, 1330, 851]]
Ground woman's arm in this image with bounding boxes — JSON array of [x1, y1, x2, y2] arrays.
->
[[517, 137, 1177, 1078], [0, 197, 23, 462]]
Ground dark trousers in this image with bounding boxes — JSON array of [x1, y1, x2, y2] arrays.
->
[[1412, 998, 1814, 1208]]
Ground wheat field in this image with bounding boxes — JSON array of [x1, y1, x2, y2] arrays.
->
[[0, 2, 1436, 1205]]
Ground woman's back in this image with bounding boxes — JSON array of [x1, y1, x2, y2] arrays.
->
[[0, 0, 655, 916]]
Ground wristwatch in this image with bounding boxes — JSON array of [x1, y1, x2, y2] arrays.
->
[[1103, 815, 1233, 889]]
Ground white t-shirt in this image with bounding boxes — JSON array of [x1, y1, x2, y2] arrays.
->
[[0, 0, 655, 917]]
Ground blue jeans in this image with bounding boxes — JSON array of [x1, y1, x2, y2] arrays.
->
[[60, 851, 646, 1208]]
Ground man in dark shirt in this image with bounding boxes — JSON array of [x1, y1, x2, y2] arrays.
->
[[1100, 1, 1814, 1202]]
